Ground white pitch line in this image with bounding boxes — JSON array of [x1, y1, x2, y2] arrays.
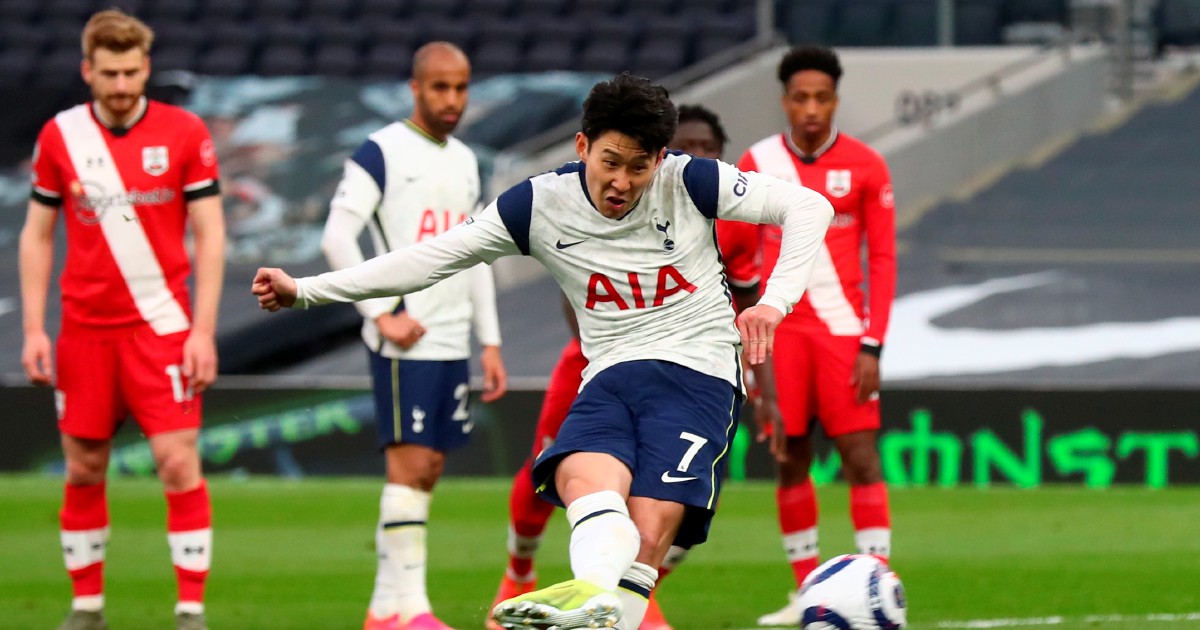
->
[[728, 611, 1200, 630], [933, 612, 1200, 628]]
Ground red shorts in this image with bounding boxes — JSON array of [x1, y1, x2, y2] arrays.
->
[[772, 328, 879, 438], [56, 328, 202, 440], [529, 338, 587, 460]]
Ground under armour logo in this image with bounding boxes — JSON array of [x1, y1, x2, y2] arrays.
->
[[86, 157, 105, 168], [183, 546, 206, 555], [63, 545, 75, 555]]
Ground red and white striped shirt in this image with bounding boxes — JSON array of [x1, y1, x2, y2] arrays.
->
[[31, 99, 220, 334], [737, 131, 896, 347]]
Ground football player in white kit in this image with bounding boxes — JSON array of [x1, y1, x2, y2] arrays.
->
[[253, 73, 834, 630]]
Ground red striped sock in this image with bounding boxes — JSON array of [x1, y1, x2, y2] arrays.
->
[[850, 482, 891, 561], [507, 461, 554, 578], [61, 483, 109, 599], [166, 481, 212, 605], [777, 479, 819, 588]]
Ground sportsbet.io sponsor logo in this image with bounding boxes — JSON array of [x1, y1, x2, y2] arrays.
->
[[69, 179, 177, 225]]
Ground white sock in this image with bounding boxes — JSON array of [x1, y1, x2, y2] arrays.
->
[[175, 601, 204, 615], [855, 527, 891, 558], [615, 562, 657, 630], [71, 595, 104, 612], [368, 484, 432, 620], [565, 490, 639, 592], [660, 545, 689, 573]]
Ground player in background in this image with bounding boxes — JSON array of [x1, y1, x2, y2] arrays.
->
[[253, 73, 831, 630], [19, 10, 225, 630], [483, 103, 783, 630], [318, 42, 507, 630], [735, 46, 898, 627]]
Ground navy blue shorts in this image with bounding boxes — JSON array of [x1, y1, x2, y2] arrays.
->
[[532, 360, 741, 547], [368, 349, 472, 451]]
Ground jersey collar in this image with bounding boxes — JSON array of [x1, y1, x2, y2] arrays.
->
[[91, 97, 149, 137], [785, 126, 839, 164], [404, 118, 449, 147]]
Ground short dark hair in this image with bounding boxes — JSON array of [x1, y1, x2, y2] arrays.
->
[[581, 72, 677, 154], [777, 45, 842, 87], [676, 104, 728, 151]]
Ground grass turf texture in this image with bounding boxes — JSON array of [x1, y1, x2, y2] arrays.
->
[[1, 476, 1198, 629]]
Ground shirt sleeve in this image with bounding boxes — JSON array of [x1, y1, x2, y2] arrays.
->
[[468, 263, 502, 347], [30, 122, 63, 207], [715, 219, 761, 289], [182, 116, 220, 201], [860, 155, 897, 349], [295, 203, 520, 309], [713, 160, 834, 317]]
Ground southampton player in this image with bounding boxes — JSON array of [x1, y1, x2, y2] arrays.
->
[[253, 73, 833, 630], [737, 46, 898, 627], [484, 103, 784, 630], [19, 10, 224, 630], [318, 42, 507, 630]]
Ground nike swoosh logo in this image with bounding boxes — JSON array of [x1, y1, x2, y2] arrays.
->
[[661, 471, 698, 483], [556, 239, 586, 249]]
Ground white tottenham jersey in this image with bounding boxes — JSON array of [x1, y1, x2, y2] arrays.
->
[[320, 120, 501, 360], [300, 153, 833, 388]]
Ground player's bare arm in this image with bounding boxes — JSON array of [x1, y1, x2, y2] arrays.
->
[[186, 195, 225, 392], [18, 200, 59, 386], [375, 311, 426, 349], [480, 345, 507, 403], [730, 284, 785, 461], [852, 353, 881, 404]]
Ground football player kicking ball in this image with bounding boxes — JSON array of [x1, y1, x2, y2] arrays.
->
[[484, 103, 785, 630], [21, 10, 225, 630], [254, 73, 832, 630]]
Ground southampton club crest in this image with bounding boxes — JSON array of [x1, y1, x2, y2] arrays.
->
[[826, 169, 852, 198], [143, 146, 169, 176]]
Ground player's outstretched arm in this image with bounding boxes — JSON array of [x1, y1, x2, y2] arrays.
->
[[252, 268, 298, 312]]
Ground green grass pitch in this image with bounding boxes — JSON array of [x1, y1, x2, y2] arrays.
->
[[2, 475, 1198, 629]]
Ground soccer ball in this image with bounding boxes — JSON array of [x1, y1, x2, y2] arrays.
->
[[796, 554, 907, 630]]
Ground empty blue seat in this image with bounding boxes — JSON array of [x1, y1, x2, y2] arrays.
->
[[892, 0, 938, 46], [566, 0, 623, 17], [522, 39, 576, 72], [152, 45, 198, 72], [1004, 0, 1066, 23], [37, 47, 83, 85], [358, 0, 405, 21], [0, 23, 49, 54], [1158, 0, 1200, 46], [367, 21, 420, 48], [258, 44, 309, 75], [0, 49, 39, 83], [205, 21, 263, 49], [197, 44, 255, 75], [524, 17, 584, 47], [630, 39, 687, 78], [252, 0, 304, 20], [638, 15, 693, 43], [43, 0, 94, 22], [956, 0, 1004, 44], [361, 43, 414, 78], [144, 0, 196, 21], [263, 22, 313, 48], [624, 0, 677, 16], [477, 20, 529, 49], [0, 0, 40, 23], [513, 0, 566, 18], [462, 0, 513, 19], [151, 21, 210, 51], [832, 0, 893, 46], [780, 0, 837, 45], [305, 0, 356, 20], [205, 0, 248, 21], [422, 18, 476, 49], [314, 22, 366, 50], [471, 40, 522, 76], [311, 44, 360, 75], [575, 40, 630, 73], [409, 0, 460, 18]]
